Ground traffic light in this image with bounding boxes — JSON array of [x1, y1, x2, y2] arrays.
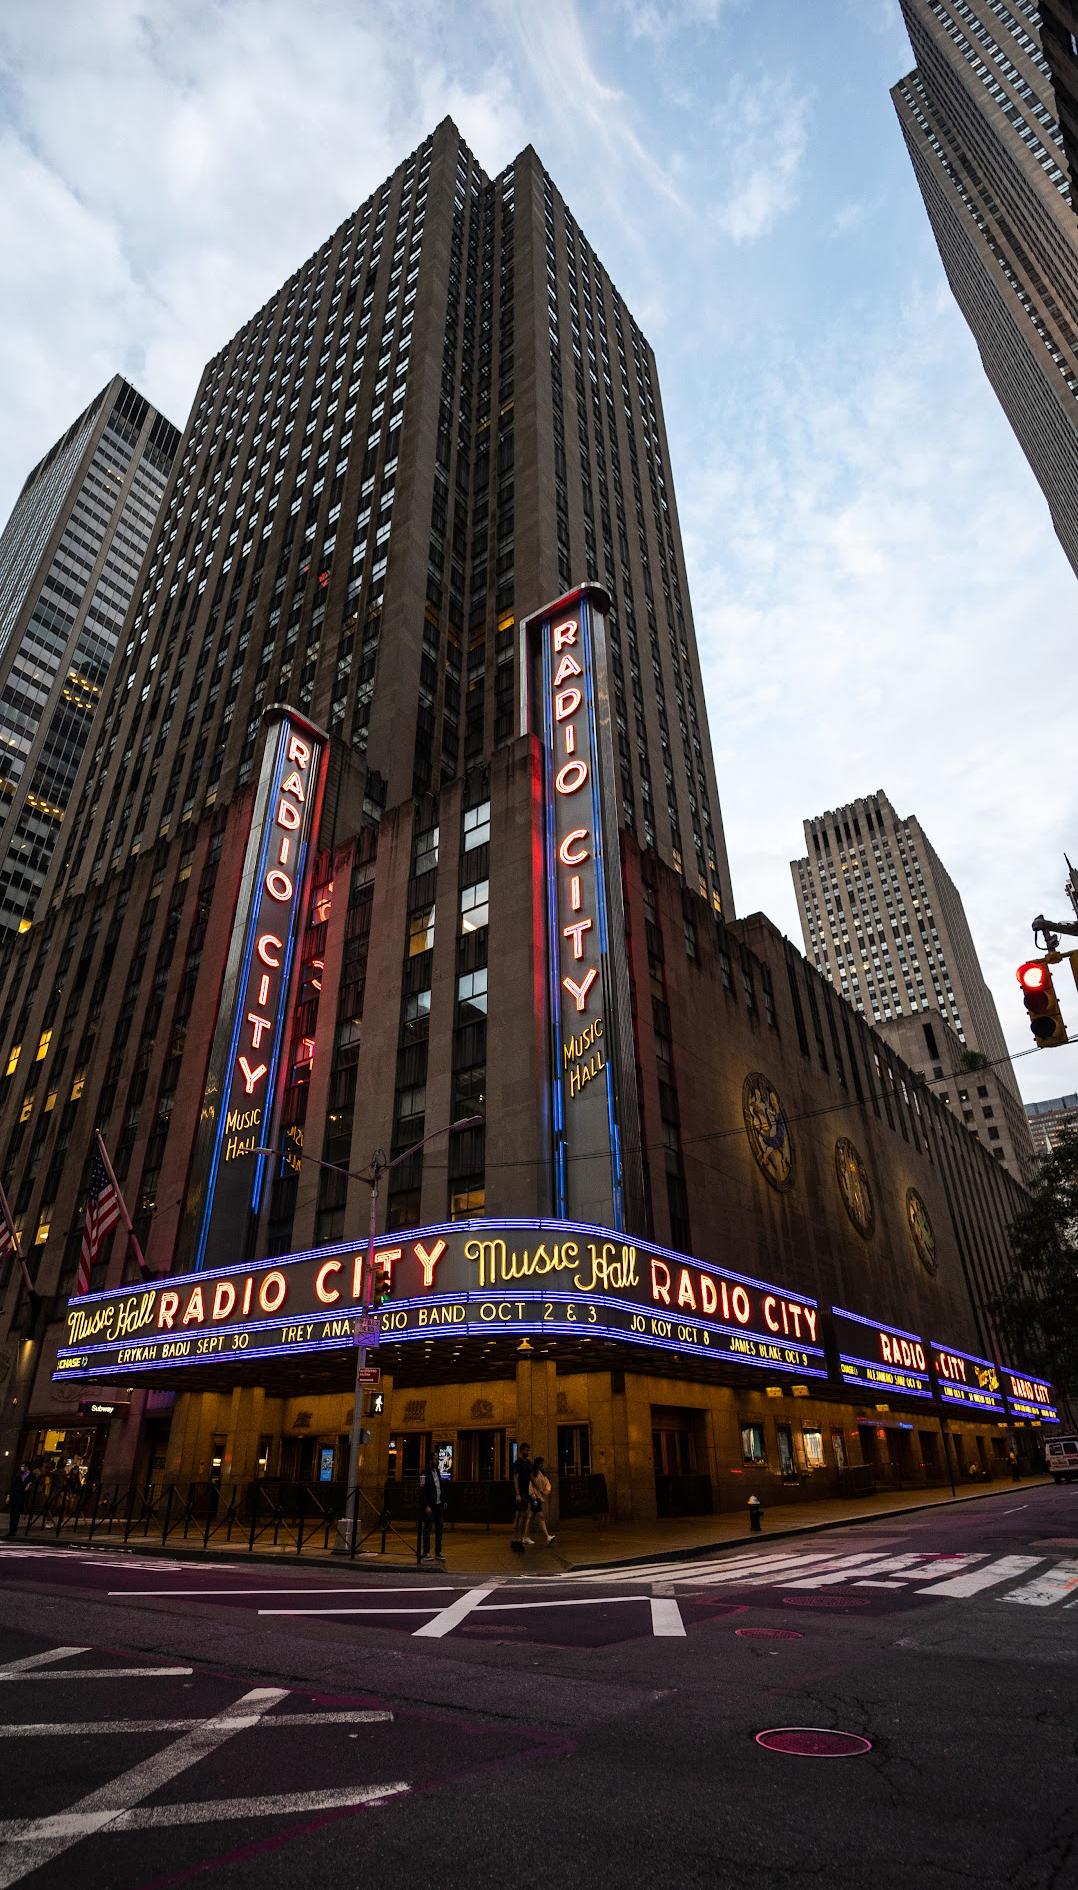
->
[[372, 1252, 394, 1303], [1017, 959, 1068, 1048]]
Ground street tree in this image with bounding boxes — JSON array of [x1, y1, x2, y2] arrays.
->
[[992, 1128, 1078, 1397]]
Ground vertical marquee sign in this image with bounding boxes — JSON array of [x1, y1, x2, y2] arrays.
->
[[523, 584, 640, 1230], [186, 708, 328, 1272]]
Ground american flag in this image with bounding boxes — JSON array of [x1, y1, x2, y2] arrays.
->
[[78, 1144, 122, 1295]]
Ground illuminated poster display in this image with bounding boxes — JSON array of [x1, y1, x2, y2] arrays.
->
[[831, 1307, 933, 1401], [54, 1218, 827, 1384], [524, 585, 640, 1230], [930, 1340, 1006, 1416], [1002, 1366, 1058, 1424], [185, 709, 327, 1272]]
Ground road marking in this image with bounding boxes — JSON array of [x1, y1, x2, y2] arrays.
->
[[1003, 1505, 1028, 1515], [783, 1554, 925, 1589], [0, 1686, 286, 1888], [413, 1586, 495, 1638], [0, 1783, 411, 1839], [650, 1597, 686, 1637], [480, 1595, 642, 1610], [0, 1667, 193, 1682], [259, 1606, 436, 1617], [920, 1555, 1043, 1598], [109, 1585, 457, 1597], [0, 1649, 89, 1674], [999, 1561, 1078, 1607], [0, 1711, 393, 1738]]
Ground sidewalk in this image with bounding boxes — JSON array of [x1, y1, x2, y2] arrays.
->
[[10, 1476, 1050, 1578]]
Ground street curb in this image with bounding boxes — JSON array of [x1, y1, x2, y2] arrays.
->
[[8, 1479, 1052, 1580], [565, 1478, 1055, 1573]]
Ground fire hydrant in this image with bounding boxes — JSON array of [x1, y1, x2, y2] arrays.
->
[[748, 1495, 763, 1534]]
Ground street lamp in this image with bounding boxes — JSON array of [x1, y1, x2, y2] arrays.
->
[[254, 1113, 482, 1551]]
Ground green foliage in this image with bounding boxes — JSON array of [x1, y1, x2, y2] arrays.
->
[[991, 1129, 1078, 1395]]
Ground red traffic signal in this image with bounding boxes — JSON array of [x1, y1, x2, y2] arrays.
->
[[1017, 959, 1068, 1048]]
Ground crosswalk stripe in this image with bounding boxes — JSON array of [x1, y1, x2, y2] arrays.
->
[[782, 1553, 923, 1589], [920, 1555, 1043, 1598], [999, 1561, 1078, 1607]]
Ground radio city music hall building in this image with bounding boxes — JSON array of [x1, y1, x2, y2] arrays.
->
[[0, 123, 1056, 1523]]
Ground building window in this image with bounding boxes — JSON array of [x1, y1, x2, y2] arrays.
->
[[463, 801, 490, 850], [5, 1044, 20, 1077], [35, 1030, 52, 1062], [802, 1428, 825, 1468], [457, 968, 488, 1016], [413, 824, 439, 874], [460, 881, 488, 933], [449, 1183, 485, 1219], [740, 1421, 767, 1465], [408, 906, 435, 955]]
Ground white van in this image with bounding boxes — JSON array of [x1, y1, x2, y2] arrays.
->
[[1045, 1436, 1078, 1484]]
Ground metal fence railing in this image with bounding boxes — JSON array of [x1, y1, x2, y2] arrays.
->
[[8, 1477, 418, 1560]]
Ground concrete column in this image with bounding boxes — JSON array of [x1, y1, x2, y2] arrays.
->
[[222, 1386, 267, 1488], [515, 1355, 557, 1523]]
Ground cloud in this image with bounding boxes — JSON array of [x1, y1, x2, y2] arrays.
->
[[0, 0, 527, 503], [680, 281, 1078, 1102], [712, 72, 812, 243]]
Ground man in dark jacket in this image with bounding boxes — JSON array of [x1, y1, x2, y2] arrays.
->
[[511, 1443, 532, 1553], [7, 1464, 32, 1538], [420, 1460, 445, 1564]]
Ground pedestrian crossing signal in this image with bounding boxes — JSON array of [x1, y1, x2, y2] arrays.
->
[[1017, 959, 1068, 1048]]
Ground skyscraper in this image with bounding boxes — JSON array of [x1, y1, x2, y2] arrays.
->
[[1025, 1089, 1078, 1153], [0, 124, 1040, 1515], [892, 0, 1078, 576], [791, 790, 1034, 1178], [0, 379, 179, 935]]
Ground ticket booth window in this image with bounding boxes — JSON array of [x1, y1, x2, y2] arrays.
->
[[740, 1421, 768, 1466], [802, 1428, 825, 1469]]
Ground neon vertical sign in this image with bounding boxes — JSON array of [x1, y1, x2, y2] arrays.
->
[[524, 585, 639, 1230], [187, 708, 327, 1272]]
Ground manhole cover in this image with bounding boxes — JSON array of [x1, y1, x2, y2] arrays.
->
[[756, 1727, 872, 1758], [736, 1627, 803, 1641]]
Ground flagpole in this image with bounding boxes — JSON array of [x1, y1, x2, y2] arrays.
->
[[0, 1178, 35, 1301], [94, 1130, 148, 1275]]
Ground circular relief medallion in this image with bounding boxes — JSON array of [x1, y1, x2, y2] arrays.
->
[[742, 1072, 795, 1192], [835, 1138, 874, 1239], [905, 1187, 937, 1276]]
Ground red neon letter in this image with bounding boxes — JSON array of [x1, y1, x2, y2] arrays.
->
[[265, 868, 293, 902], [558, 828, 589, 867], [246, 1013, 272, 1049], [287, 734, 311, 766], [763, 1295, 780, 1333], [651, 1258, 672, 1306], [212, 1280, 236, 1322], [257, 934, 282, 968], [259, 1271, 287, 1313], [562, 917, 593, 960], [552, 617, 578, 651], [238, 1056, 268, 1094], [182, 1287, 205, 1326], [158, 1291, 180, 1330], [553, 651, 583, 686], [414, 1238, 447, 1288], [555, 758, 588, 796], [563, 967, 598, 1011], [277, 797, 301, 830], [316, 1260, 342, 1305], [555, 686, 582, 722]]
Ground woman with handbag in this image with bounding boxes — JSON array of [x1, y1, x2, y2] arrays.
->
[[524, 1455, 555, 1547]]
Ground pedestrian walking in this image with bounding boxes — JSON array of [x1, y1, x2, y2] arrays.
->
[[511, 1443, 532, 1553], [6, 1464, 32, 1538], [420, 1460, 445, 1564], [524, 1455, 555, 1548], [1008, 1448, 1021, 1482]]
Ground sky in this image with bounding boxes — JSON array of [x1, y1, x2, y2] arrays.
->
[[1, 0, 1076, 1104]]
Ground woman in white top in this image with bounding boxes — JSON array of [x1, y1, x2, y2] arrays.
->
[[523, 1455, 556, 1547]]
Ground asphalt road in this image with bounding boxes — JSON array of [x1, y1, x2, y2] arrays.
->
[[0, 1484, 1075, 1890]]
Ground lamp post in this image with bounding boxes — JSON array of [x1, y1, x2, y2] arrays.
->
[[255, 1113, 482, 1552]]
